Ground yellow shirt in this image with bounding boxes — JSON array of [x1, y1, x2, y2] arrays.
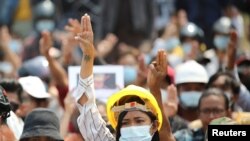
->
[[14, 0, 32, 21]]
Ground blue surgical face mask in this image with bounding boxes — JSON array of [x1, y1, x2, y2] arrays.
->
[[124, 66, 137, 86], [9, 40, 22, 54], [0, 62, 13, 74], [179, 91, 202, 108], [119, 125, 153, 141], [213, 35, 229, 51], [182, 42, 192, 55], [165, 37, 180, 51], [35, 19, 55, 32]]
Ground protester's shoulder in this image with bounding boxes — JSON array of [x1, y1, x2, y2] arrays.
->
[[170, 115, 188, 132], [171, 115, 188, 124], [174, 126, 204, 141]]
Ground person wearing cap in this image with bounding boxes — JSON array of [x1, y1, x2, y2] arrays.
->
[[17, 76, 51, 118], [22, 0, 58, 61], [20, 108, 63, 141], [72, 14, 175, 141], [179, 22, 206, 62], [175, 60, 209, 122], [206, 28, 250, 112], [174, 88, 231, 141], [204, 17, 234, 76]]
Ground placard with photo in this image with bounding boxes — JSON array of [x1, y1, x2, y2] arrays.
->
[[68, 65, 124, 102]]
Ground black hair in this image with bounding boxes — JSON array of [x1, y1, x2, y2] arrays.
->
[[114, 96, 160, 141], [198, 88, 230, 110], [0, 86, 10, 123], [206, 71, 240, 95], [0, 79, 23, 103], [29, 96, 49, 108]]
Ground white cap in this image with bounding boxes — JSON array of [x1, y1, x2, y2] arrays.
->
[[175, 60, 208, 85], [213, 17, 232, 34], [18, 76, 50, 99]]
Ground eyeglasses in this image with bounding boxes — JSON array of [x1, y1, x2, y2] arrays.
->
[[200, 108, 225, 115]]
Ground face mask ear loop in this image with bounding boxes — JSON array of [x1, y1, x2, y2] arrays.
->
[[150, 121, 157, 136]]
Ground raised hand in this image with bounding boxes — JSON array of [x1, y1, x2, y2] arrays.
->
[[64, 18, 81, 48], [65, 18, 81, 35], [0, 26, 11, 45], [64, 89, 76, 115], [75, 14, 95, 60], [164, 84, 178, 117], [147, 49, 167, 89], [227, 30, 238, 70], [39, 31, 52, 57], [96, 33, 118, 58], [0, 26, 21, 71], [134, 54, 148, 86], [147, 50, 175, 141], [76, 14, 95, 104]]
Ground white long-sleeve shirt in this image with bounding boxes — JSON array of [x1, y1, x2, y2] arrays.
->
[[72, 75, 115, 141]]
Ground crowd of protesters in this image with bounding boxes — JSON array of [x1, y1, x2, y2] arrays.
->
[[1, 0, 250, 141]]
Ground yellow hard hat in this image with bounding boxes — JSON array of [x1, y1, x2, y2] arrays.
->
[[106, 85, 163, 130]]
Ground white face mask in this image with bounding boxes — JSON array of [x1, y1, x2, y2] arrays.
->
[[119, 125, 153, 141]]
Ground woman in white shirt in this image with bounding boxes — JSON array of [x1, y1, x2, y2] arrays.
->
[[73, 14, 175, 141]]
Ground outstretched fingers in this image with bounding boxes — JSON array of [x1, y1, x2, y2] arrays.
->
[[81, 14, 86, 32], [159, 50, 164, 67], [150, 61, 158, 75], [81, 14, 92, 33], [155, 49, 167, 73], [86, 15, 93, 33], [42, 31, 50, 42]]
